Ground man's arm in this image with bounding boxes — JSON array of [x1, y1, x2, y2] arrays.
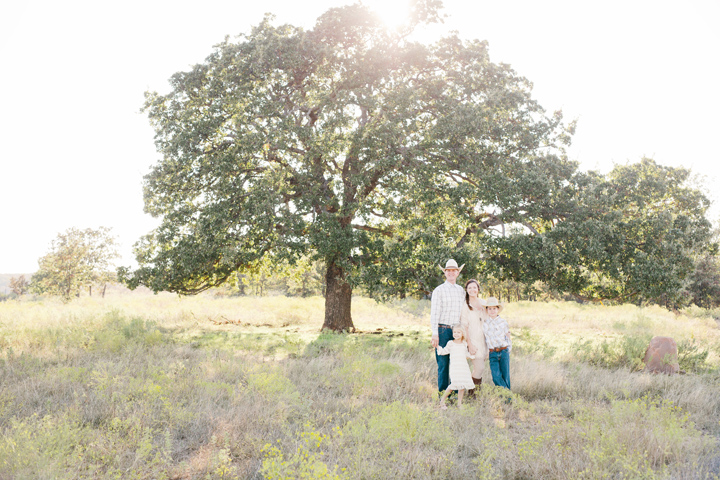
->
[[430, 286, 443, 347]]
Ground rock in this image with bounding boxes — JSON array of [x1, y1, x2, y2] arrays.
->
[[642, 336, 680, 375]]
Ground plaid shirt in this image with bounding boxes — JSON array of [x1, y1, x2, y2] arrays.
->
[[483, 315, 511, 350], [430, 281, 465, 337]]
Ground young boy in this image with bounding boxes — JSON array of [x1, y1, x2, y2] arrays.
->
[[482, 297, 511, 390]]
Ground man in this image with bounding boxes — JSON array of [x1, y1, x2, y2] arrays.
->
[[430, 259, 466, 394]]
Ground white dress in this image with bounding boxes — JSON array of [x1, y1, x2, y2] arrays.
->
[[437, 341, 476, 390]]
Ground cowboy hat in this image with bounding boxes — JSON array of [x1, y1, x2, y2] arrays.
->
[[438, 258, 465, 272], [484, 297, 504, 313]]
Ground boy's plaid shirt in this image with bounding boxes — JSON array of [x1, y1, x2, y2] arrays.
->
[[483, 316, 510, 350]]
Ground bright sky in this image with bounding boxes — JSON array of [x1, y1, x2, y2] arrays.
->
[[1, 0, 719, 274]]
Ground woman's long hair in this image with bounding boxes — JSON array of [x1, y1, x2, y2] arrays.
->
[[464, 279, 481, 310]]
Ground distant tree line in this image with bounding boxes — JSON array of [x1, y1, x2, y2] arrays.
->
[[7, 223, 720, 312]]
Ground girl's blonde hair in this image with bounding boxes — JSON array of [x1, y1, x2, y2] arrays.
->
[[452, 325, 466, 342]]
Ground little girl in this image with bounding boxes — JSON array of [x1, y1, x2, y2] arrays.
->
[[436, 325, 476, 409]]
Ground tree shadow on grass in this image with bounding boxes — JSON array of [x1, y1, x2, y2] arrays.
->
[[177, 323, 428, 360]]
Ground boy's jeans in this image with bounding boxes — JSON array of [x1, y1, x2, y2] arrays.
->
[[489, 348, 511, 390]]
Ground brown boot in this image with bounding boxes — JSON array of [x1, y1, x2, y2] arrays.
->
[[468, 377, 482, 398], [467, 377, 482, 400]]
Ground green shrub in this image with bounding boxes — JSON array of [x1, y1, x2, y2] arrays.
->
[[246, 366, 299, 402], [337, 402, 456, 477], [571, 333, 650, 371], [676, 337, 711, 373], [0, 413, 87, 478], [261, 429, 346, 480]]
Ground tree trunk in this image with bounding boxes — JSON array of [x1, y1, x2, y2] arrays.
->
[[322, 261, 354, 332], [236, 273, 246, 296]]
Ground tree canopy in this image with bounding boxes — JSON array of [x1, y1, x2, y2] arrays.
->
[[485, 159, 713, 307], [120, 1, 713, 329]]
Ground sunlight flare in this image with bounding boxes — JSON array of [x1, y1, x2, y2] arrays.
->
[[363, 0, 409, 30]]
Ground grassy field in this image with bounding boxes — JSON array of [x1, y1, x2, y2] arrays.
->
[[1, 294, 719, 479]]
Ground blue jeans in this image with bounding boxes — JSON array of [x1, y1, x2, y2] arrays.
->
[[435, 326, 454, 392], [488, 348, 511, 390]]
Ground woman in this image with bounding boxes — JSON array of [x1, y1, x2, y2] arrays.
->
[[460, 279, 488, 392]]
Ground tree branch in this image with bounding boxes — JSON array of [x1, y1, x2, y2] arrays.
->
[[351, 224, 394, 237], [517, 219, 540, 235], [456, 213, 504, 248]]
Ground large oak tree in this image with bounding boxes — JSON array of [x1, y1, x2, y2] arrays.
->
[[120, 2, 585, 330]]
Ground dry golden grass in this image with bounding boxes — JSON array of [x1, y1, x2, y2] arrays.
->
[[510, 300, 720, 365], [0, 293, 718, 479]]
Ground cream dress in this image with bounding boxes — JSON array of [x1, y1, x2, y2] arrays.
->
[[460, 302, 488, 380], [436, 341, 476, 390]]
